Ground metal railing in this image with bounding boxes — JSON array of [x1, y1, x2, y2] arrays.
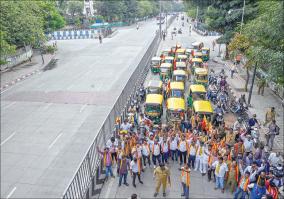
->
[[62, 33, 161, 199]]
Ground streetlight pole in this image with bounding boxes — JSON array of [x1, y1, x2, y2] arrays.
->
[[195, 6, 199, 27], [248, 61, 257, 106], [159, 0, 162, 38], [240, 0, 245, 34]]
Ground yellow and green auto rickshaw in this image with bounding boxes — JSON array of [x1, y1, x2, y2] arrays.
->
[[145, 94, 163, 124], [192, 100, 213, 121], [190, 58, 203, 73], [193, 51, 203, 60], [192, 41, 204, 51], [175, 61, 187, 71], [201, 47, 210, 62], [160, 63, 172, 82], [151, 57, 162, 73], [176, 54, 188, 63], [168, 81, 185, 99], [161, 48, 172, 57], [166, 97, 185, 125], [175, 48, 186, 57], [189, 84, 207, 101], [172, 70, 187, 84], [146, 80, 163, 95], [193, 67, 208, 87]]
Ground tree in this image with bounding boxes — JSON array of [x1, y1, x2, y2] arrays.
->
[[0, 31, 16, 64], [68, 1, 83, 17]]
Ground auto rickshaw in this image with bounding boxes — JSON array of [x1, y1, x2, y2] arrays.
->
[[193, 51, 203, 60], [164, 56, 175, 65], [175, 62, 187, 71], [151, 57, 161, 73], [146, 80, 163, 95], [186, 48, 193, 59], [193, 67, 208, 87], [160, 63, 172, 82], [161, 48, 172, 57], [144, 94, 163, 124], [168, 81, 185, 98], [166, 97, 185, 125], [190, 58, 203, 72], [175, 48, 186, 57], [201, 47, 210, 61], [189, 84, 207, 101], [192, 100, 213, 121], [172, 70, 187, 84], [192, 41, 204, 51], [176, 54, 188, 63]]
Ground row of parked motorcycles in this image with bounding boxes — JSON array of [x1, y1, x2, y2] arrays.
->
[[207, 70, 261, 147]]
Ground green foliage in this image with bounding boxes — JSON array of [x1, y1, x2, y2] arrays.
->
[[43, 45, 57, 54], [67, 1, 84, 17], [0, 31, 16, 63]]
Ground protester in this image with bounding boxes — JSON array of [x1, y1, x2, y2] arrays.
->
[[180, 164, 191, 199], [153, 163, 171, 197]]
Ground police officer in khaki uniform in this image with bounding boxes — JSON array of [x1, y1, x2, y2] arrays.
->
[[153, 163, 171, 197]]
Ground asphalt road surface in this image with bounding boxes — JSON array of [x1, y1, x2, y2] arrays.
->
[[1, 19, 159, 198]]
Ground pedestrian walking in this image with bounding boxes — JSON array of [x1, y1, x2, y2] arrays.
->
[[194, 142, 204, 172], [118, 155, 130, 186], [212, 40, 216, 51], [169, 135, 178, 162], [161, 139, 169, 164], [142, 140, 151, 168], [257, 77, 266, 95], [180, 164, 191, 199], [178, 135, 188, 165], [99, 34, 102, 44], [265, 120, 279, 151], [97, 146, 115, 180], [130, 157, 143, 188], [153, 163, 171, 197], [230, 63, 237, 78], [225, 160, 239, 193], [162, 32, 166, 41], [152, 139, 161, 167], [187, 140, 197, 169], [264, 107, 276, 126]]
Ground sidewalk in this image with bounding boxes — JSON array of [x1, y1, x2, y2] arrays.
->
[[0, 51, 55, 92], [190, 28, 283, 153]]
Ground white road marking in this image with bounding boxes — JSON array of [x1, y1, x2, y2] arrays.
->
[[48, 133, 63, 149], [42, 103, 52, 111], [2, 102, 16, 110], [79, 104, 87, 112], [0, 131, 16, 146], [6, 187, 17, 199]]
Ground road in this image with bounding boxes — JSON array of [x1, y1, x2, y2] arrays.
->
[[99, 17, 233, 199], [1, 19, 159, 198]]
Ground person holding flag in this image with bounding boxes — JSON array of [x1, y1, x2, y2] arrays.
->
[[180, 163, 191, 199], [226, 160, 239, 193]]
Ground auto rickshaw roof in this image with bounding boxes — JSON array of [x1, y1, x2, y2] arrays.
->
[[194, 52, 203, 56], [176, 48, 186, 53], [145, 94, 163, 104], [177, 55, 187, 59], [170, 81, 185, 90], [147, 80, 163, 88], [160, 63, 172, 68], [192, 41, 203, 46], [195, 67, 208, 75], [189, 84, 206, 93], [167, 98, 185, 110], [193, 100, 213, 113], [186, 48, 193, 53], [151, 57, 161, 61], [173, 70, 186, 76], [165, 56, 174, 60], [176, 62, 186, 67], [202, 47, 210, 51], [146, 94, 163, 104], [192, 58, 203, 63], [162, 48, 171, 52]]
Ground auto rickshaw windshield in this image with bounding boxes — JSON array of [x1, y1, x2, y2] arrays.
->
[[160, 67, 169, 73], [145, 104, 161, 112], [196, 74, 207, 80], [174, 75, 185, 81], [147, 87, 161, 94], [170, 90, 184, 98]]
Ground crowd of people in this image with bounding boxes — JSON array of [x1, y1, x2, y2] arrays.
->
[[98, 104, 283, 199]]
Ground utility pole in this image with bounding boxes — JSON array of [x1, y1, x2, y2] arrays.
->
[[240, 0, 245, 34], [195, 6, 199, 27], [248, 61, 257, 106], [159, 0, 162, 38]]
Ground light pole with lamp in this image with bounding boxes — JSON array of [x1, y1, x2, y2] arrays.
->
[[228, 0, 245, 34]]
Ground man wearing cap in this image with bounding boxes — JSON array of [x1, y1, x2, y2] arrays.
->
[[180, 164, 191, 199], [153, 163, 171, 197]]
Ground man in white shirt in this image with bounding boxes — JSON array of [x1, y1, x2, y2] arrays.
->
[[240, 133, 253, 153], [194, 142, 204, 172], [161, 138, 169, 164], [268, 152, 283, 167], [188, 140, 197, 169], [130, 158, 143, 187], [243, 161, 265, 183], [201, 144, 209, 176], [152, 140, 161, 167], [142, 140, 151, 167], [120, 119, 132, 131], [106, 137, 118, 163], [179, 136, 188, 165], [212, 157, 228, 193], [169, 136, 178, 162]]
